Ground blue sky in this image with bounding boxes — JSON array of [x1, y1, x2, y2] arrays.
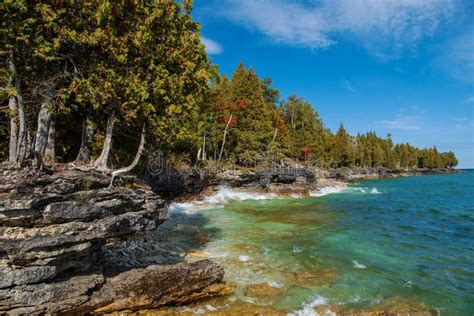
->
[[194, 0, 474, 168]]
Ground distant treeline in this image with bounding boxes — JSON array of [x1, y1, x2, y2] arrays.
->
[[199, 63, 457, 169], [0, 1, 457, 172]]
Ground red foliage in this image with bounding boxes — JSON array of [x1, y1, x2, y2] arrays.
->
[[218, 114, 237, 126], [303, 146, 313, 154]]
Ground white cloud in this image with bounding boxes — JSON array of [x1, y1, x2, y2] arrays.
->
[[210, 0, 457, 54], [342, 79, 358, 93], [380, 115, 423, 130], [201, 36, 223, 55]]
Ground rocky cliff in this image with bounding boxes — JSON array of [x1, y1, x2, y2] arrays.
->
[[0, 167, 231, 314]]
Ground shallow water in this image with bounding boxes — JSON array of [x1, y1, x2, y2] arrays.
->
[[165, 170, 474, 314]]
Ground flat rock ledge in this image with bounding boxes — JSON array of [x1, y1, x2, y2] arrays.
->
[[0, 167, 231, 314]]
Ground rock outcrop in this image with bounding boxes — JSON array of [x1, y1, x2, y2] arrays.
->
[[0, 167, 231, 314]]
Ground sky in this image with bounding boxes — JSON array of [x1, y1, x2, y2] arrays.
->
[[193, 0, 474, 168]]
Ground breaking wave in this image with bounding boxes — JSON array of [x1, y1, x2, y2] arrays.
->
[[169, 186, 278, 213], [310, 185, 346, 197], [352, 260, 367, 269], [287, 295, 334, 316]]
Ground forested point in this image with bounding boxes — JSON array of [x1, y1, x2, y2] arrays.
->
[[0, 1, 458, 177]]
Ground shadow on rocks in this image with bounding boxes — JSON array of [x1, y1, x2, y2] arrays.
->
[[101, 206, 221, 275]]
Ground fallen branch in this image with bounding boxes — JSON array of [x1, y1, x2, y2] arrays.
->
[[108, 123, 146, 188]]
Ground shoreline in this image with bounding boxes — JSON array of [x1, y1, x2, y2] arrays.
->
[[169, 167, 458, 206], [0, 166, 458, 314]]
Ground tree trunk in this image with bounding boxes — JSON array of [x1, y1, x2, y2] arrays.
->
[[8, 51, 30, 164], [8, 63, 18, 163], [75, 117, 94, 165], [197, 148, 202, 161], [202, 130, 206, 161], [218, 114, 232, 165], [8, 51, 29, 165], [272, 128, 278, 143], [34, 101, 52, 158], [8, 89, 18, 163], [44, 119, 55, 165], [109, 123, 146, 188], [94, 112, 115, 170]]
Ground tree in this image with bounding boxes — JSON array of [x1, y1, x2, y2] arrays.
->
[[331, 124, 354, 167]]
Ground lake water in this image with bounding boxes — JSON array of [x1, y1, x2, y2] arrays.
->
[[163, 170, 474, 315]]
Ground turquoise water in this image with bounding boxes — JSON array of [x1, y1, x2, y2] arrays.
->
[[170, 171, 474, 314]]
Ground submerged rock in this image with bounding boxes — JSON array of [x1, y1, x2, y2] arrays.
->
[[244, 283, 282, 302]]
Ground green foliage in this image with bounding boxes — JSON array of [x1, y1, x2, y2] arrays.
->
[[0, 1, 458, 170], [83, 176, 92, 191]]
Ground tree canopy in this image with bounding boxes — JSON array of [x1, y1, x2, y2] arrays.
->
[[0, 1, 458, 171]]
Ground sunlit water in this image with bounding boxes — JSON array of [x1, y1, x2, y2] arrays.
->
[[159, 170, 474, 315]]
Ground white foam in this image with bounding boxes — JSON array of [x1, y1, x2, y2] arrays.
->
[[187, 304, 219, 314], [310, 185, 345, 197], [288, 295, 328, 316], [352, 260, 367, 269], [293, 246, 304, 254], [167, 202, 197, 214], [268, 280, 284, 288], [204, 187, 277, 204], [169, 186, 278, 214], [370, 188, 381, 194], [238, 255, 251, 262]]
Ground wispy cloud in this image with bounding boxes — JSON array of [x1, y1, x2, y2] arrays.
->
[[201, 36, 223, 55], [208, 0, 458, 55], [436, 31, 474, 82], [380, 115, 424, 130], [342, 79, 358, 94]]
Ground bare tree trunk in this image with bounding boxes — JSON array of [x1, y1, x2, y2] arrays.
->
[[74, 117, 94, 165], [109, 124, 146, 188], [34, 101, 52, 157], [8, 51, 29, 165], [202, 130, 206, 161], [272, 128, 278, 143], [44, 119, 55, 165], [197, 148, 202, 161], [218, 114, 232, 165], [94, 112, 115, 170], [8, 91, 18, 163]]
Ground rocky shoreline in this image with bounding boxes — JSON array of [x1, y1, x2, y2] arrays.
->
[[0, 167, 232, 314], [168, 167, 458, 204], [0, 165, 457, 314]]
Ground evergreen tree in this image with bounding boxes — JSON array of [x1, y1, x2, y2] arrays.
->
[[332, 124, 354, 167]]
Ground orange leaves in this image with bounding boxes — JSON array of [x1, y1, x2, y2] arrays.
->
[[215, 98, 249, 127]]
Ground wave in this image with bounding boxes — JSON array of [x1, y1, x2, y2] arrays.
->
[[370, 188, 381, 194], [352, 260, 367, 269], [288, 295, 334, 316], [310, 185, 346, 197], [169, 186, 278, 213]]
